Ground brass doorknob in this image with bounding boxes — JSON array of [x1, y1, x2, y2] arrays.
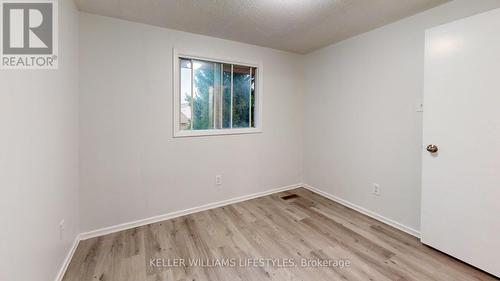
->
[[426, 144, 438, 153]]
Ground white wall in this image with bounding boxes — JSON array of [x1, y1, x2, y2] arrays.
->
[[79, 13, 304, 232], [0, 1, 80, 281], [303, 0, 500, 232]]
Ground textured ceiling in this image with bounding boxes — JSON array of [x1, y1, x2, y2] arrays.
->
[[75, 0, 450, 54]]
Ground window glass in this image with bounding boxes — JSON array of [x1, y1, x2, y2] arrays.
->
[[232, 65, 251, 128], [192, 60, 215, 130], [222, 64, 232, 129], [178, 57, 258, 135]]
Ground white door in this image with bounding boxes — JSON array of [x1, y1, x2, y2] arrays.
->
[[421, 8, 500, 278]]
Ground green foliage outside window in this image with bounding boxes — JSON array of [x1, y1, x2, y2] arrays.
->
[[181, 58, 255, 131]]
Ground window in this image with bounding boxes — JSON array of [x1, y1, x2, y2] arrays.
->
[[173, 51, 261, 137]]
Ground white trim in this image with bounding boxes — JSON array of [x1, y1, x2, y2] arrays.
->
[[54, 235, 80, 281], [302, 184, 421, 238], [172, 48, 263, 138], [174, 127, 261, 137], [79, 183, 301, 240]]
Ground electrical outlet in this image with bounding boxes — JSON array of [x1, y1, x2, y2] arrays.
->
[[372, 183, 381, 196], [215, 175, 222, 186], [59, 219, 65, 240]]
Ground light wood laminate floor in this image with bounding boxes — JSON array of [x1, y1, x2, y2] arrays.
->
[[63, 188, 498, 281]]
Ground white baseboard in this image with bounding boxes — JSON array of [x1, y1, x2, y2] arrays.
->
[[79, 183, 302, 240], [55, 235, 80, 281], [302, 184, 421, 238]]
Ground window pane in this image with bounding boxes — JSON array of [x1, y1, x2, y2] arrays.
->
[[251, 67, 256, 128], [192, 60, 215, 130], [180, 59, 192, 130], [232, 65, 251, 128], [222, 64, 232, 128]]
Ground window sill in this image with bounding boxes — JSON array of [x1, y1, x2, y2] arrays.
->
[[173, 128, 262, 138]]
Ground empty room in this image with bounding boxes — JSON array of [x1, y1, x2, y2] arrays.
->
[[2, 0, 500, 280]]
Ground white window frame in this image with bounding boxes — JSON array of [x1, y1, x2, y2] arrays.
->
[[173, 49, 263, 137]]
